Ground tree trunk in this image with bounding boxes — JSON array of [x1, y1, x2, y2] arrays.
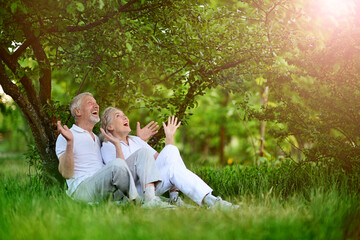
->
[[259, 86, 269, 160], [0, 56, 63, 185], [219, 125, 226, 166], [219, 90, 229, 166]]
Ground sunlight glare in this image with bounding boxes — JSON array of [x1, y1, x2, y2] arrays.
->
[[0, 86, 13, 104], [322, 0, 352, 16]]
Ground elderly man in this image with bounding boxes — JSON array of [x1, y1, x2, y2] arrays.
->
[[56, 92, 168, 207]]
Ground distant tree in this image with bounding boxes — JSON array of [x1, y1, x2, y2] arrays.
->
[[252, 0, 360, 172]]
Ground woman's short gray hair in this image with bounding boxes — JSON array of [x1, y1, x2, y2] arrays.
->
[[69, 92, 93, 120], [100, 107, 120, 142]]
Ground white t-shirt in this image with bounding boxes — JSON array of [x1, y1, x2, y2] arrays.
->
[[101, 135, 157, 164], [56, 124, 104, 195]]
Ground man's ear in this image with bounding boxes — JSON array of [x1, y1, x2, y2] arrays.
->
[[74, 108, 81, 118]]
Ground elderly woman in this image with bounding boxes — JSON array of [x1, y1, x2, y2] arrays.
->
[[100, 107, 235, 208]]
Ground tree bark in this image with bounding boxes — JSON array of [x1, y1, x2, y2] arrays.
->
[[219, 90, 229, 166], [259, 86, 269, 159], [0, 42, 63, 185]]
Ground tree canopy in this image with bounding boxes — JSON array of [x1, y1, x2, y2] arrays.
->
[[1, 0, 360, 181]]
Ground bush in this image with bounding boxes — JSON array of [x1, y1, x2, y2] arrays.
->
[[193, 161, 360, 199]]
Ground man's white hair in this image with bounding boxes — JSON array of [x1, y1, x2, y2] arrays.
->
[[69, 92, 93, 120]]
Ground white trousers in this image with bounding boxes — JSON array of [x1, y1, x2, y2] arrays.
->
[[155, 145, 213, 205]]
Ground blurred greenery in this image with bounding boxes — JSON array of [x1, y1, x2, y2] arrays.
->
[[0, 91, 33, 154]]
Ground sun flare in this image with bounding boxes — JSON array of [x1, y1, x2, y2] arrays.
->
[[322, 0, 353, 16]]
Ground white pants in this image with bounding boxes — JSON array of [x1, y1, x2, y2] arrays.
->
[[155, 145, 212, 205]]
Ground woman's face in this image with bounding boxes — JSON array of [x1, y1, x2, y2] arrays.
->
[[108, 110, 131, 134]]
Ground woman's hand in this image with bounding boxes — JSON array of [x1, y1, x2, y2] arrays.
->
[[137, 121, 159, 141], [100, 128, 124, 159], [163, 116, 181, 145]]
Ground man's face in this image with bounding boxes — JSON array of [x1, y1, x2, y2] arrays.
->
[[77, 95, 100, 124], [108, 110, 131, 135]]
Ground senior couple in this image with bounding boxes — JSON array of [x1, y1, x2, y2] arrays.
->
[[56, 92, 235, 208]]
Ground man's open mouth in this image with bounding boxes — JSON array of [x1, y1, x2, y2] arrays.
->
[[91, 110, 98, 116], [123, 122, 129, 127]]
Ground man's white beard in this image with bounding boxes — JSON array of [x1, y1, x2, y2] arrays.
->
[[90, 115, 100, 124]]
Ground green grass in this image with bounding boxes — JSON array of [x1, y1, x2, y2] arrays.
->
[[0, 156, 359, 240]]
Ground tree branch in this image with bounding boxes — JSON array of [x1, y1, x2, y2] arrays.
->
[[21, 20, 52, 105], [12, 37, 35, 60], [0, 61, 47, 144], [0, 46, 43, 112]]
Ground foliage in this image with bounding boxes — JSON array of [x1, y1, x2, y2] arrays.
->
[[193, 161, 360, 198], [248, 0, 360, 173], [22, 144, 43, 189], [1, 0, 301, 179], [0, 93, 33, 153], [2, 0, 360, 179]]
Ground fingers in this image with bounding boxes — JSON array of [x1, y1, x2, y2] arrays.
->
[[100, 128, 108, 139], [100, 128, 105, 135], [150, 122, 159, 131], [137, 122, 141, 130], [145, 121, 154, 128], [166, 116, 180, 126], [57, 120, 69, 132], [100, 128, 114, 141], [56, 121, 62, 131], [146, 121, 159, 130]]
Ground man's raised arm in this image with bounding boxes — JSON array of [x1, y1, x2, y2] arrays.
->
[[57, 121, 75, 179]]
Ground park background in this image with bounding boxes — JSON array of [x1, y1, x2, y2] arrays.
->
[[1, 0, 360, 239]]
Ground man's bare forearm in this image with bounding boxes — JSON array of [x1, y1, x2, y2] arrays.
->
[[58, 142, 74, 179]]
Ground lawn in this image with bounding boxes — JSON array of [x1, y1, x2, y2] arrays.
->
[[0, 155, 359, 240]]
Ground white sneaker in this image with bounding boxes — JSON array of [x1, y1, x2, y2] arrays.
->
[[142, 196, 176, 209], [209, 197, 239, 210], [169, 196, 195, 208]]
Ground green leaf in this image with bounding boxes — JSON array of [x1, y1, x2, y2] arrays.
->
[[99, 0, 104, 10], [75, 2, 85, 12], [34, 29, 40, 37], [126, 42, 132, 52], [10, 2, 18, 13], [66, 3, 75, 14]]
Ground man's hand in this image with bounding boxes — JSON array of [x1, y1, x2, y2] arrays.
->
[[57, 121, 73, 142], [137, 121, 159, 141], [163, 116, 181, 145]]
